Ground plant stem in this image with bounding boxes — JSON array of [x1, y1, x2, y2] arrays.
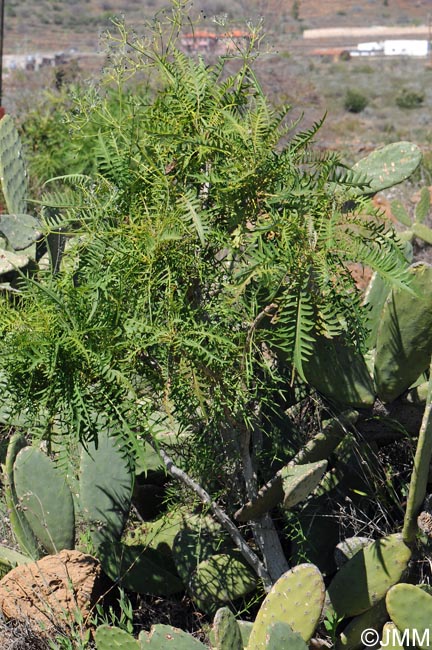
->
[[157, 446, 273, 591], [402, 356, 432, 545]]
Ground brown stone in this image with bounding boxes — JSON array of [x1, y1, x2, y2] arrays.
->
[[0, 550, 104, 633]]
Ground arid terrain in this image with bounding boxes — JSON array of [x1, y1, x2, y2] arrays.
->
[[2, 0, 432, 175]]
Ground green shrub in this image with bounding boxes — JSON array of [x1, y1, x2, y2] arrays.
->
[[344, 88, 368, 113], [395, 88, 424, 109], [0, 3, 412, 591]]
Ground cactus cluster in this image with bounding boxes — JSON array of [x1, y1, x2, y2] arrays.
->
[[1, 431, 134, 569], [0, 115, 42, 289], [94, 565, 325, 649], [94, 624, 207, 649], [0, 114, 66, 290], [170, 515, 257, 612]]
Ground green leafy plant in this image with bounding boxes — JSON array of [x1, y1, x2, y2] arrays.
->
[[395, 88, 424, 109], [344, 88, 368, 113], [0, 1, 418, 602]]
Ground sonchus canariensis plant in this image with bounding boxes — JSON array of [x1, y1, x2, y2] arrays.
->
[[0, 1, 420, 592]]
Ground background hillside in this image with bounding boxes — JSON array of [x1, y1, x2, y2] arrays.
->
[[2, 0, 432, 179], [4, 0, 431, 53]]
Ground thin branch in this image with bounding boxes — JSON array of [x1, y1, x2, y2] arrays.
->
[[240, 303, 278, 377], [157, 446, 273, 591]]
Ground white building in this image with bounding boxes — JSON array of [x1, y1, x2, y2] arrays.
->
[[383, 40, 428, 56]]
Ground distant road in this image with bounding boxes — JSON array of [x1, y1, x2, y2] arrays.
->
[[303, 25, 430, 39]]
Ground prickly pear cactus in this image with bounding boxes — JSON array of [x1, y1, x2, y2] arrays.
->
[[265, 622, 308, 650], [379, 622, 404, 650], [0, 114, 27, 215], [281, 460, 327, 509], [247, 564, 325, 649], [336, 599, 387, 650], [188, 552, 257, 614], [172, 517, 228, 583], [3, 433, 40, 559], [386, 583, 432, 650], [212, 607, 242, 650], [352, 141, 422, 194], [14, 446, 75, 554], [334, 536, 371, 569], [98, 541, 183, 596], [363, 272, 391, 350], [0, 249, 31, 274], [374, 262, 432, 402], [0, 545, 31, 579], [0, 213, 41, 251], [328, 533, 411, 618], [292, 411, 358, 465], [79, 430, 134, 549], [303, 336, 376, 408], [94, 625, 140, 650], [145, 624, 207, 648], [391, 186, 432, 245], [235, 460, 327, 522], [412, 222, 432, 245], [238, 621, 253, 649]]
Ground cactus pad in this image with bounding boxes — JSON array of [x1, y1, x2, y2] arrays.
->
[[363, 272, 391, 350], [412, 222, 432, 245], [79, 430, 133, 549], [0, 545, 31, 579], [99, 542, 183, 596], [375, 262, 432, 402], [238, 621, 253, 648], [352, 141, 422, 194], [379, 622, 404, 650], [0, 114, 27, 214], [145, 624, 207, 648], [188, 552, 257, 613], [334, 536, 371, 569], [14, 446, 75, 554], [0, 249, 30, 275], [0, 214, 41, 250], [172, 517, 228, 583], [265, 622, 309, 650], [248, 563, 325, 649], [281, 460, 327, 509], [292, 411, 358, 465], [212, 607, 243, 650], [303, 336, 376, 407], [95, 625, 139, 650], [336, 599, 387, 650], [386, 583, 432, 650], [4, 433, 40, 559], [235, 460, 327, 522], [328, 533, 411, 618]]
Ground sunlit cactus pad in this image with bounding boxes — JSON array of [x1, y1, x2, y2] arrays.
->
[[247, 563, 325, 649], [328, 534, 411, 617]]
